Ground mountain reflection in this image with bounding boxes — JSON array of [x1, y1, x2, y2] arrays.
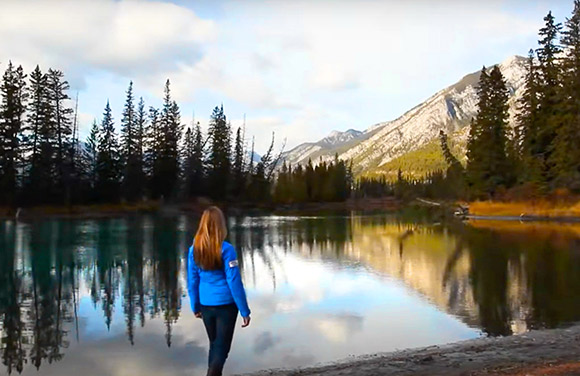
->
[[1, 214, 580, 374]]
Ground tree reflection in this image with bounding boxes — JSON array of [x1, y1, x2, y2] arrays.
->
[[0, 222, 26, 374], [1, 214, 580, 374]]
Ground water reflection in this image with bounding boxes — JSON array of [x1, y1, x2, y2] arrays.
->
[[0, 214, 579, 374]]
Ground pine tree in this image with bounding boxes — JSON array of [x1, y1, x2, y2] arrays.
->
[[145, 106, 161, 196], [192, 122, 205, 195], [182, 120, 205, 198], [552, 1, 580, 189], [134, 97, 146, 197], [23, 65, 52, 202], [46, 68, 74, 204], [467, 66, 511, 197], [439, 130, 463, 174], [232, 127, 245, 197], [84, 119, 99, 195], [466, 68, 490, 195], [96, 101, 121, 202], [120, 82, 143, 201], [536, 11, 562, 185], [273, 161, 290, 203], [487, 66, 512, 188], [305, 158, 314, 201], [151, 80, 182, 199], [0, 62, 27, 206], [516, 49, 543, 185], [182, 126, 194, 198], [207, 105, 231, 199]]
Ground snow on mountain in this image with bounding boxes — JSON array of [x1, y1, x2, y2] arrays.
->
[[320, 129, 363, 146], [282, 128, 366, 165], [282, 55, 528, 174]]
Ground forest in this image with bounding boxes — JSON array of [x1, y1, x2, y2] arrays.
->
[[0, 67, 351, 208], [358, 2, 580, 201]]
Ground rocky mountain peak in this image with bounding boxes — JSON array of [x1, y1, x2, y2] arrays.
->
[[282, 55, 528, 174]]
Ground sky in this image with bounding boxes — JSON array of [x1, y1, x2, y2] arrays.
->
[[0, 0, 573, 153]]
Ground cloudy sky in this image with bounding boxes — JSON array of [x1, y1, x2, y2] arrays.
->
[[0, 0, 572, 153]]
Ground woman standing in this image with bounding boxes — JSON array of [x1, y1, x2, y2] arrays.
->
[[187, 207, 251, 376]]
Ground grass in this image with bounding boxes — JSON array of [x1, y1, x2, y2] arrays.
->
[[468, 199, 580, 218], [360, 134, 467, 180]]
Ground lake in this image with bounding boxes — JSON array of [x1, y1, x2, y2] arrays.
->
[[1, 211, 580, 375]]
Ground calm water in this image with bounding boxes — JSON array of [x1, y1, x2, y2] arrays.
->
[[1, 212, 580, 375]]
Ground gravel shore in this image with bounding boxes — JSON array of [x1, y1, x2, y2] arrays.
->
[[238, 325, 580, 376]]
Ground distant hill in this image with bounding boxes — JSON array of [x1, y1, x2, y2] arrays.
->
[[282, 55, 527, 178]]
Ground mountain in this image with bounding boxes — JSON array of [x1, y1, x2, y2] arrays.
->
[[282, 128, 366, 165], [282, 55, 527, 176]]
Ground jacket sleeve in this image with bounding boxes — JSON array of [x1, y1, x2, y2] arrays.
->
[[187, 246, 201, 313], [223, 245, 251, 318]]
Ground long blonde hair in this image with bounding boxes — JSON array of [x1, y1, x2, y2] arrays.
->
[[194, 206, 227, 270]]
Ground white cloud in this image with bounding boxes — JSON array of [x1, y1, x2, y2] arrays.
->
[[0, 0, 562, 151], [0, 0, 216, 88]]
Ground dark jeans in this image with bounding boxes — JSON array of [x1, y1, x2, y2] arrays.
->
[[200, 303, 238, 376]]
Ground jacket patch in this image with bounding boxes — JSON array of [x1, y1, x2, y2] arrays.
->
[[229, 260, 239, 268]]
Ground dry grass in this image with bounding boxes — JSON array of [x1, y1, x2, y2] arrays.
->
[[468, 199, 580, 218], [467, 220, 580, 238]]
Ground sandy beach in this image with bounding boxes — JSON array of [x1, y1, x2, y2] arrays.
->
[[238, 325, 580, 376]]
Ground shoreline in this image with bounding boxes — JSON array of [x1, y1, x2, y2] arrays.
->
[[3, 198, 580, 223], [0, 198, 402, 221], [237, 324, 580, 376]]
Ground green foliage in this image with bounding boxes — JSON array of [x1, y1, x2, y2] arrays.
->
[[273, 155, 351, 204], [120, 82, 145, 201], [207, 105, 231, 200], [96, 101, 121, 202], [153, 80, 183, 199], [551, 0, 580, 190], [0, 61, 27, 205], [466, 66, 513, 198], [366, 135, 466, 180]]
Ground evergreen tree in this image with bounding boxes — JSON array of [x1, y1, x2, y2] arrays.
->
[[467, 66, 511, 197], [439, 131, 465, 197], [84, 119, 99, 196], [120, 82, 143, 201], [151, 80, 182, 199], [516, 49, 543, 184], [134, 97, 146, 197], [145, 106, 161, 195], [552, 1, 580, 189], [183, 121, 205, 198], [96, 101, 121, 202], [536, 11, 562, 185], [0, 62, 27, 206], [273, 161, 290, 203], [232, 127, 245, 197], [466, 68, 490, 195], [487, 66, 513, 187], [182, 126, 195, 198], [23, 65, 52, 202], [46, 69, 74, 204], [207, 105, 231, 199]]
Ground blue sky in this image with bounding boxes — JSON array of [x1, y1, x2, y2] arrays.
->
[[0, 0, 573, 153]]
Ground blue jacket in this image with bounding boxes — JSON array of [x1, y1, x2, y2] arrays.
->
[[187, 241, 251, 318]]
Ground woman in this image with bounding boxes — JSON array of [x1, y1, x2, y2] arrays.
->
[[187, 206, 251, 376]]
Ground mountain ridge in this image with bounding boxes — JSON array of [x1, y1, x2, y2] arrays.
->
[[282, 55, 527, 175]]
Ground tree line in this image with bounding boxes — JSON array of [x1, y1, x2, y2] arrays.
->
[[468, 2, 580, 198], [273, 156, 352, 204], [356, 1, 580, 200], [0, 62, 354, 207]]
